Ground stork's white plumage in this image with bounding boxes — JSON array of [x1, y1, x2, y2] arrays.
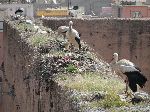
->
[[110, 53, 147, 94], [25, 19, 33, 24], [66, 21, 81, 50], [58, 26, 69, 34], [110, 53, 135, 67], [110, 53, 141, 74], [119, 65, 139, 73]]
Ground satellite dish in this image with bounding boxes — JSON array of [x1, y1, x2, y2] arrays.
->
[[15, 8, 24, 14], [73, 6, 78, 10]]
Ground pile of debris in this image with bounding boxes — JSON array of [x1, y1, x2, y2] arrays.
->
[[36, 40, 111, 81]]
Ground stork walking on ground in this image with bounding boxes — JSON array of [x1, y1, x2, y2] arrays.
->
[[65, 21, 81, 50], [110, 53, 147, 96]]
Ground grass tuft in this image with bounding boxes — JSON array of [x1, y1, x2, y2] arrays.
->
[[65, 64, 78, 73], [16, 22, 35, 31], [89, 92, 128, 109], [63, 72, 125, 93], [28, 33, 49, 46]]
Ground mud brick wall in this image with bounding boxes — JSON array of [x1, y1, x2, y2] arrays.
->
[[43, 18, 150, 93], [0, 21, 77, 112]]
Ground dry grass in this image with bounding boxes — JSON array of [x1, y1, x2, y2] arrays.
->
[[56, 72, 129, 109], [16, 22, 35, 31], [57, 72, 125, 93], [28, 33, 50, 46]]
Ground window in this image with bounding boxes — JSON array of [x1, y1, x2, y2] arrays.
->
[[131, 11, 142, 18]]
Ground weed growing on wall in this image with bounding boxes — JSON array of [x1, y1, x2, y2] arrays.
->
[[65, 64, 78, 73], [28, 33, 49, 47]]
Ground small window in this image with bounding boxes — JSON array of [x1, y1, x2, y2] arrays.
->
[[131, 11, 142, 18]]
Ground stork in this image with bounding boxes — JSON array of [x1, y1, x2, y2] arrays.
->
[[110, 53, 147, 96], [65, 21, 81, 50]]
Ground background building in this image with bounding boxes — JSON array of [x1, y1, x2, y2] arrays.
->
[[69, 0, 112, 16], [145, 0, 150, 5], [111, 0, 150, 18]]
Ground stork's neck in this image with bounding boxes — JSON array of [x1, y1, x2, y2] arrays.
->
[[111, 57, 118, 64], [114, 57, 118, 63]]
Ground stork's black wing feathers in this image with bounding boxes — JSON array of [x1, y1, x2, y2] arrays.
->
[[15, 9, 23, 14], [129, 82, 137, 92], [79, 33, 81, 37], [124, 71, 147, 92], [134, 66, 141, 72], [75, 37, 81, 49], [61, 31, 67, 33]]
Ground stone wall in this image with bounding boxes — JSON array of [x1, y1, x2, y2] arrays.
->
[[0, 21, 77, 112], [1, 18, 150, 112], [43, 18, 150, 93]]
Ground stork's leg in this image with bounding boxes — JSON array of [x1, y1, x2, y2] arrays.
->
[[124, 77, 132, 98], [125, 78, 134, 99], [63, 33, 67, 41], [64, 42, 70, 50], [125, 82, 131, 98], [70, 43, 74, 51], [74, 42, 80, 50], [63, 35, 65, 40], [74, 37, 81, 50], [125, 77, 128, 94], [111, 68, 115, 75]]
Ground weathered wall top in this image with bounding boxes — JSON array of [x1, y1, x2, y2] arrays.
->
[[0, 17, 150, 112], [1, 20, 78, 112], [43, 17, 150, 93]]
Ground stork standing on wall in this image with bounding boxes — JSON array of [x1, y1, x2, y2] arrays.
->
[[110, 53, 147, 95], [65, 21, 81, 50]]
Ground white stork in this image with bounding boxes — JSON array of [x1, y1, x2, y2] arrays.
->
[[110, 53, 147, 94], [65, 21, 81, 50]]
